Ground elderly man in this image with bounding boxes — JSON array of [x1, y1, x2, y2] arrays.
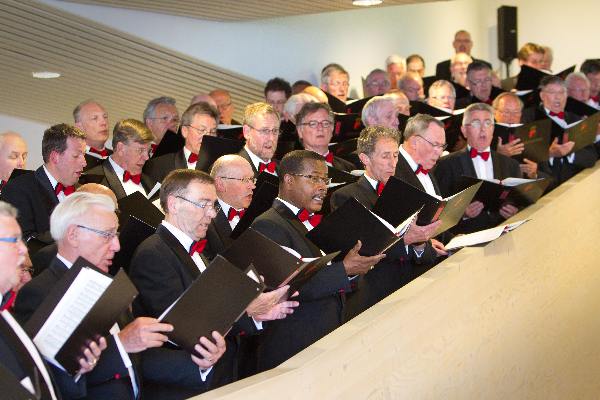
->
[[427, 80, 457, 112], [450, 52, 472, 88], [521, 76, 597, 185], [86, 119, 157, 200], [190, 93, 218, 109], [456, 61, 504, 108], [0, 200, 107, 400], [145, 102, 219, 183], [566, 72, 592, 104], [362, 96, 400, 130], [0, 131, 27, 191], [581, 59, 600, 109], [365, 68, 391, 97], [320, 63, 350, 102], [264, 77, 292, 116], [251, 150, 384, 370], [209, 89, 240, 125], [73, 100, 111, 169], [398, 72, 424, 101], [501, 42, 545, 91], [434, 103, 524, 234], [385, 91, 411, 116], [282, 93, 318, 123], [238, 102, 281, 177], [296, 102, 355, 172], [2, 124, 86, 245], [386, 54, 406, 89], [436, 30, 491, 81], [406, 54, 426, 77], [143, 97, 180, 150]]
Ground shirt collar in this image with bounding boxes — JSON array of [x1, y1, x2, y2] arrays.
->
[[276, 197, 301, 215], [362, 173, 378, 190], [161, 220, 194, 251], [399, 143, 420, 173], [467, 145, 491, 153], [42, 165, 59, 189], [217, 198, 232, 217], [183, 147, 193, 159], [244, 145, 271, 167], [108, 156, 126, 178], [56, 253, 74, 269]]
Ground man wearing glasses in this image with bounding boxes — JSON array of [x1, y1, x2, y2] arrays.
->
[[238, 102, 281, 177], [434, 103, 523, 234], [320, 63, 351, 102], [364, 69, 391, 97], [251, 150, 384, 371], [455, 61, 504, 109], [209, 89, 240, 125], [143, 96, 180, 151], [144, 102, 219, 183], [296, 102, 355, 172], [86, 119, 158, 200]]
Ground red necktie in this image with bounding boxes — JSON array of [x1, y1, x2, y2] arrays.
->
[[549, 111, 565, 120], [297, 208, 322, 227], [376, 181, 385, 196], [123, 171, 142, 185], [590, 95, 599, 102], [0, 290, 16, 311], [227, 208, 246, 221], [188, 153, 199, 163], [415, 165, 429, 175], [55, 182, 76, 196], [324, 152, 334, 164], [469, 147, 490, 161], [189, 239, 207, 256], [88, 147, 109, 158], [258, 161, 277, 174]]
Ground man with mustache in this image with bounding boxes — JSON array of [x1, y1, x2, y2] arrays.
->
[[73, 100, 111, 170], [238, 102, 281, 177]]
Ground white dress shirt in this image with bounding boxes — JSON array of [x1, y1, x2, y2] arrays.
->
[[43, 166, 70, 203], [183, 147, 197, 170], [108, 157, 148, 197], [544, 107, 576, 165], [217, 199, 243, 231], [245, 146, 277, 176], [467, 145, 494, 181], [399, 144, 438, 196]]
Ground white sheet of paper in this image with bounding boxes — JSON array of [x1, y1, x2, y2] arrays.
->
[[445, 219, 530, 250], [147, 182, 161, 199]]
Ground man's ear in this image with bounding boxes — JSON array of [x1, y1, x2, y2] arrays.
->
[[242, 125, 251, 141], [65, 224, 79, 248], [358, 153, 370, 168]]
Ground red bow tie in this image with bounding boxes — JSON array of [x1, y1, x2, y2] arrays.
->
[[188, 152, 199, 164], [55, 182, 76, 196], [590, 95, 599, 103], [227, 207, 246, 221], [297, 208, 322, 227], [415, 165, 429, 175], [324, 152, 334, 164], [123, 171, 142, 185], [88, 147, 109, 158], [469, 147, 490, 161], [376, 181, 385, 196], [189, 239, 207, 256], [258, 161, 276, 174], [150, 143, 158, 154], [549, 111, 565, 119]]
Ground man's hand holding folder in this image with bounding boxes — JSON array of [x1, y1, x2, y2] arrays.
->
[[246, 285, 299, 322], [342, 240, 386, 275]]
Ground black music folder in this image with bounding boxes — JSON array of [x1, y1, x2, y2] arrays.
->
[[410, 101, 452, 117], [77, 173, 105, 185], [195, 135, 245, 173], [460, 175, 550, 212], [25, 258, 138, 375], [112, 215, 156, 274], [516, 64, 575, 90], [327, 166, 359, 184], [329, 138, 358, 157], [345, 96, 373, 114], [306, 197, 418, 260], [324, 91, 347, 113], [562, 112, 600, 153], [438, 113, 465, 151], [492, 119, 552, 163], [222, 228, 340, 294], [117, 191, 164, 229], [333, 112, 364, 141], [216, 125, 244, 141], [152, 129, 184, 158], [158, 255, 264, 357], [565, 97, 599, 117], [230, 180, 279, 239], [372, 176, 482, 237]]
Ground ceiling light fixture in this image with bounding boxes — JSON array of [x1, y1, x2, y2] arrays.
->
[[32, 71, 61, 79], [352, 0, 383, 6]]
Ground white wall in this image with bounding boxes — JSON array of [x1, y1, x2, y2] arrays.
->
[[0, 114, 48, 169]]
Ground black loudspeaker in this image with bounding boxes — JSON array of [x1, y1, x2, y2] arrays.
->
[[498, 6, 518, 62]]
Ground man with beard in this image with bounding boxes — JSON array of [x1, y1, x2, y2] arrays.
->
[[238, 102, 281, 177]]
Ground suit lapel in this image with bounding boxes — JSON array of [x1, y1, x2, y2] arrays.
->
[[141, 173, 156, 194], [102, 161, 127, 200], [395, 154, 424, 190], [459, 149, 477, 178], [356, 176, 378, 207], [272, 199, 323, 257], [174, 150, 187, 170], [491, 151, 502, 180], [238, 148, 259, 176], [214, 209, 233, 241], [156, 225, 201, 281], [34, 167, 59, 207]]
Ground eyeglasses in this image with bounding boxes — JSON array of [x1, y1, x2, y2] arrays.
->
[[431, 95, 456, 102], [148, 115, 180, 124], [366, 80, 391, 88], [185, 125, 218, 136], [416, 135, 448, 151], [0, 235, 23, 244], [217, 102, 232, 110], [465, 119, 494, 130], [328, 80, 349, 88], [468, 78, 492, 87], [298, 120, 334, 130], [219, 176, 257, 185], [248, 125, 281, 137], [289, 173, 332, 186], [76, 225, 119, 242], [176, 196, 221, 213]]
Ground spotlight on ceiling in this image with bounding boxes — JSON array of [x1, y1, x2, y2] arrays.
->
[[352, 0, 383, 6], [32, 71, 61, 79]]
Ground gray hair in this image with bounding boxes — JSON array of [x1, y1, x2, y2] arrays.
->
[[0, 201, 17, 218], [565, 72, 590, 88], [463, 103, 494, 126], [362, 96, 395, 126], [50, 192, 115, 242], [283, 93, 318, 123], [428, 80, 456, 99], [143, 96, 177, 121], [321, 63, 348, 86], [385, 54, 406, 68], [403, 114, 444, 141], [357, 126, 400, 156], [73, 99, 103, 123]]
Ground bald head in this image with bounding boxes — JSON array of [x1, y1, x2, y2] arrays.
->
[[0, 132, 28, 182], [302, 86, 328, 103], [210, 154, 256, 209], [77, 183, 118, 206], [190, 93, 218, 109]]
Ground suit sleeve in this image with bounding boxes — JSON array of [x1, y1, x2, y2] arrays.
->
[[572, 145, 598, 169], [1, 182, 45, 240], [141, 347, 210, 390], [329, 189, 351, 212]]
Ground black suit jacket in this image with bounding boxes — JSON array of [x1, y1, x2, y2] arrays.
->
[[250, 199, 349, 371], [84, 149, 112, 172], [204, 208, 233, 260], [13, 258, 133, 400], [143, 149, 187, 184], [1, 167, 59, 244], [85, 160, 157, 201], [433, 148, 522, 234], [330, 155, 357, 173], [521, 105, 597, 185]]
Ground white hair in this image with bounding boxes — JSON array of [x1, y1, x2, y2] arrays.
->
[[565, 71, 590, 88], [362, 96, 395, 126], [386, 54, 406, 69], [283, 93, 318, 123], [50, 192, 116, 241]]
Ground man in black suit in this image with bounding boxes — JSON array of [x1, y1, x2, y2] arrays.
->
[[455, 61, 504, 109], [0, 200, 106, 399], [331, 125, 441, 313], [73, 100, 112, 170], [434, 103, 522, 234], [296, 102, 355, 172], [144, 102, 219, 183], [521, 76, 597, 185], [435, 30, 492, 81], [86, 119, 159, 201], [205, 155, 256, 258], [0, 131, 28, 192], [238, 102, 280, 177], [129, 169, 296, 392], [251, 150, 384, 371], [143, 96, 180, 153], [2, 124, 87, 245]]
